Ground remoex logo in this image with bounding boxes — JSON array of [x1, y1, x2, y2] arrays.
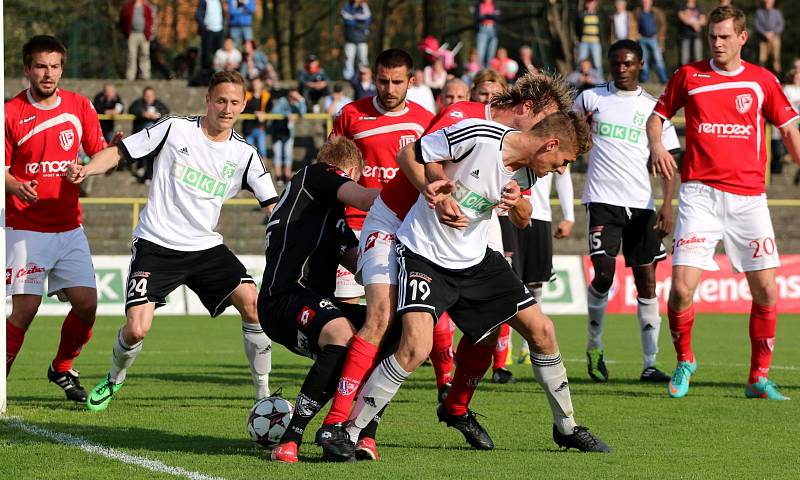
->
[[25, 160, 73, 175], [362, 165, 399, 181], [697, 123, 753, 136]]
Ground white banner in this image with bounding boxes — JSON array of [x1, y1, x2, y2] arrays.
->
[[540, 255, 588, 315]]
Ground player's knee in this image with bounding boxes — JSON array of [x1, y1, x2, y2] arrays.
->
[[70, 301, 97, 323], [591, 268, 614, 293], [125, 318, 151, 343], [749, 283, 777, 306], [319, 317, 356, 348], [670, 280, 694, 305]]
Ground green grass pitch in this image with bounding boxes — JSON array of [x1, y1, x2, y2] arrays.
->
[[2, 313, 798, 479]]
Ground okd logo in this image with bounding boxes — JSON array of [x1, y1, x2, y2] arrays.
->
[[598, 121, 640, 144], [452, 180, 495, 214], [174, 162, 229, 197]]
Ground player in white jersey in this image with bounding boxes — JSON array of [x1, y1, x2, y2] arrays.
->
[[574, 40, 680, 383], [327, 113, 611, 456], [67, 71, 279, 411]]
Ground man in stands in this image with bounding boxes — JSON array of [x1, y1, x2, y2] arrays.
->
[[5, 35, 107, 402], [647, 5, 800, 400]]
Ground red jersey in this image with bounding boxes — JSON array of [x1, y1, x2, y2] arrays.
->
[[5, 89, 106, 232], [331, 96, 432, 230], [380, 101, 491, 219], [654, 60, 798, 195]]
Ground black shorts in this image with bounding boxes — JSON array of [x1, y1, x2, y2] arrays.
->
[[257, 287, 366, 359], [126, 238, 254, 317], [395, 243, 536, 343], [498, 216, 556, 284], [586, 203, 667, 267]]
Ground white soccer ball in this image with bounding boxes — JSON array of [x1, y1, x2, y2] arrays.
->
[[247, 395, 294, 448]]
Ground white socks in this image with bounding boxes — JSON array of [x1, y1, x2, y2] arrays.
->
[[109, 328, 142, 385], [532, 351, 577, 435], [637, 297, 661, 369], [242, 320, 272, 399], [346, 354, 410, 441], [587, 284, 609, 350]]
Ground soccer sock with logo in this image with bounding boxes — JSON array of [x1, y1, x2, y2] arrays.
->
[[532, 351, 577, 435], [241, 320, 272, 399], [668, 305, 695, 363], [109, 327, 143, 385], [347, 354, 410, 440], [748, 303, 777, 384], [52, 310, 94, 372], [587, 284, 609, 350], [6, 320, 27, 376], [323, 335, 378, 425], [280, 344, 348, 446], [431, 312, 454, 389], [637, 297, 661, 369], [492, 323, 511, 370], [444, 336, 494, 416], [357, 405, 387, 441]]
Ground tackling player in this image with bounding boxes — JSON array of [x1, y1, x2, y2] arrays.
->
[[68, 71, 278, 410], [5, 36, 108, 402], [647, 5, 800, 399], [575, 40, 678, 383]]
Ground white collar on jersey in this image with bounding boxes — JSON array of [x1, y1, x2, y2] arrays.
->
[[372, 95, 409, 116], [484, 103, 492, 120], [26, 88, 62, 110], [709, 59, 744, 77], [608, 82, 641, 97]]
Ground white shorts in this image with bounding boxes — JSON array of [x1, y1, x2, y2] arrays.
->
[[671, 182, 780, 273], [5, 227, 96, 297], [356, 197, 403, 287], [335, 229, 366, 298]]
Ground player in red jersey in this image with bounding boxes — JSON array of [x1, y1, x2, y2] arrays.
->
[[5, 36, 108, 402], [647, 5, 800, 400]]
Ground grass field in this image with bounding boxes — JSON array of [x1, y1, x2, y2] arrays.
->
[[2, 313, 798, 479]]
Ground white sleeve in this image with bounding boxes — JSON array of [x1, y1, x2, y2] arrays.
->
[[243, 151, 279, 207], [661, 119, 681, 152], [419, 128, 453, 164], [554, 166, 575, 222], [120, 116, 173, 162]]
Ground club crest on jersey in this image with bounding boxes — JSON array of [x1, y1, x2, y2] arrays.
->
[[222, 161, 237, 179], [398, 135, 416, 148], [59, 129, 74, 151], [735, 94, 753, 114], [633, 112, 645, 127]]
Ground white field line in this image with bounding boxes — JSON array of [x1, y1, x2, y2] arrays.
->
[[2, 417, 225, 480]]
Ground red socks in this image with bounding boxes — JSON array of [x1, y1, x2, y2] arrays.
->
[[431, 312, 454, 389], [668, 305, 695, 363], [492, 323, 511, 371], [749, 303, 777, 384], [323, 335, 378, 425], [6, 320, 27, 376], [444, 336, 494, 416], [52, 310, 94, 372]]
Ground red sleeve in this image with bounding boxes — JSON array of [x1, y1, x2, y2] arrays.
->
[[763, 73, 800, 128], [5, 115, 14, 167], [81, 96, 107, 156], [653, 67, 687, 120]]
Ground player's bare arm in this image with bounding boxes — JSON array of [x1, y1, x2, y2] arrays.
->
[[67, 144, 125, 183], [778, 122, 800, 167], [646, 114, 676, 179], [502, 180, 533, 228], [5, 170, 39, 203], [396, 143, 426, 191], [336, 182, 380, 212], [655, 155, 678, 237]]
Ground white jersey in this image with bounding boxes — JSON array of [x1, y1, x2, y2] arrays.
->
[[574, 83, 680, 210], [396, 119, 517, 269], [527, 169, 575, 223], [121, 116, 279, 251]]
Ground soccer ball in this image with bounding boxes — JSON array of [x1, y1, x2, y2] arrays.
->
[[247, 395, 294, 448]]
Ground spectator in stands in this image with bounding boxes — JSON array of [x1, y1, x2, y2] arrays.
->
[[490, 47, 519, 82], [755, 0, 784, 74], [677, 0, 707, 65], [424, 58, 448, 98], [196, 0, 226, 70], [269, 89, 307, 185], [515, 45, 539, 80], [341, 0, 372, 81], [475, 0, 500, 69], [325, 83, 352, 115], [350, 66, 376, 100], [119, 0, 154, 81], [92, 84, 124, 144], [298, 54, 330, 113], [609, 0, 638, 44], [240, 40, 277, 82], [214, 37, 242, 72], [439, 78, 469, 108], [566, 58, 603, 91], [228, 0, 255, 48], [470, 68, 506, 103], [406, 68, 437, 113], [243, 77, 272, 161], [128, 86, 169, 183], [636, 0, 668, 83], [577, 0, 603, 78], [463, 48, 481, 82]]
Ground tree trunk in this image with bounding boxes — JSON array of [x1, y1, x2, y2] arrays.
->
[[546, 0, 572, 75]]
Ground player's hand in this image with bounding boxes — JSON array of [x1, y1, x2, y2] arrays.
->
[[651, 145, 677, 180], [109, 130, 124, 146], [655, 203, 673, 238], [14, 179, 39, 203], [435, 197, 468, 229], [424, 179, 456, 208], [497, 180, 521, 212], [554, 220, 574, 239], [66, 164, 88, 184]]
